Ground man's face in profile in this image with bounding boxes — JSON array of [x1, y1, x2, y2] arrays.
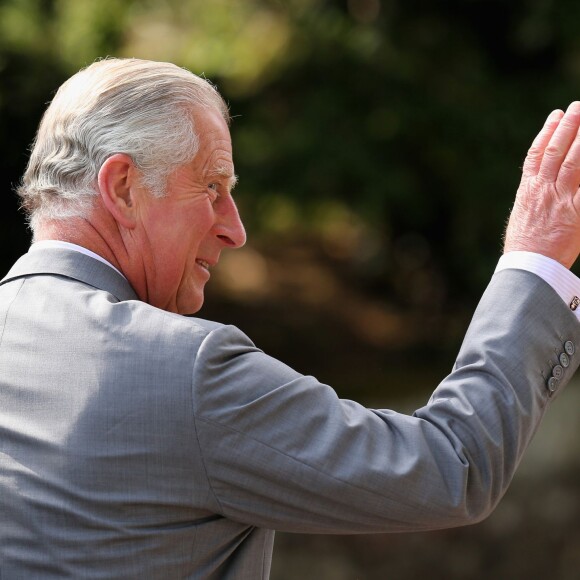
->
[[134, 108, 246, 314]]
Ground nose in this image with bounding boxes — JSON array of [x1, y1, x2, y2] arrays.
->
[[215, 195, 247, 249]]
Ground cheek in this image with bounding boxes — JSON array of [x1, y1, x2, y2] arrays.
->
[[185, 210, 217, 256], [193, 204, 217, 233], [147, 202, 215, 282], [167, 205, 214, 251]]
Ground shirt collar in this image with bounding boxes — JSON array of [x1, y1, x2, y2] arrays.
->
[[29, 240, 126, 279]]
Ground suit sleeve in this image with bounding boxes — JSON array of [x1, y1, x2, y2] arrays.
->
[[190, 269, 580, 533]]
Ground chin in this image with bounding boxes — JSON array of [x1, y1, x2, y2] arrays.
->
[[177, 294, 204, 316]]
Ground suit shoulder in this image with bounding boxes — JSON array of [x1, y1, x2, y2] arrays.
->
[[109, 299, 228, 339]]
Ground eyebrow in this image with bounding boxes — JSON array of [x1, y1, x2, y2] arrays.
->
[[208, 164, 238, 191]]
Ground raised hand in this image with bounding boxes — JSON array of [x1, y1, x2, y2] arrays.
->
[[504, 102, 580, 268]]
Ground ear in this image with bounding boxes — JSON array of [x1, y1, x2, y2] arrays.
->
[[97, 154, 139, 229]]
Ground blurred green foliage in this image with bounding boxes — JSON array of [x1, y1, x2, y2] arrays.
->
[[3, 6, 579, 575], [1, 0, 580, 307]]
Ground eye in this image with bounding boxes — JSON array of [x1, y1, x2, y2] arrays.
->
[[207, 183, 220, 203]]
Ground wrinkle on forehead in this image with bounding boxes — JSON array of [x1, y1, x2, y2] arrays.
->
[[193, 107, 237, 189]]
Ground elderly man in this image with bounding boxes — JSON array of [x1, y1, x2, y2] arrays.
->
[[1, 58, 580, 579]]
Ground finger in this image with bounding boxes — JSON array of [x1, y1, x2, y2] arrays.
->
[[522, 109, 564, 178], [556, 124, 580, 195], [538, 101, 580, 182]]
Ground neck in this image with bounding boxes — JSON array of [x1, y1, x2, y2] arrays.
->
[[35, 218, 125, 273], [33, 205, 149, 304]]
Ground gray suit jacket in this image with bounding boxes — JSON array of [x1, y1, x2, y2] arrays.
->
[[0, 247, 579, 579]]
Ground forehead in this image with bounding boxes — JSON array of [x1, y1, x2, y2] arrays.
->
[[193, 108, 234, 168], [194, 108, 231, 152]]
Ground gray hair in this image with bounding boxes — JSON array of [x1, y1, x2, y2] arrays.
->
[[18, 58, 229, 231]]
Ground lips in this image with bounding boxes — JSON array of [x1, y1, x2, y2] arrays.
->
[[196, 259, 210, 271]]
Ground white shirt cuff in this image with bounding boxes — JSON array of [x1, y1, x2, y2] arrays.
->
[[496, 251, 580, 320]]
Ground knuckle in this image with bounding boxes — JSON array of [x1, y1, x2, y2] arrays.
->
[[560, 160, 577, 176], [561, 116, 579, 129], [526, 145, 543, 159], [544, 143, 563, 158]]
